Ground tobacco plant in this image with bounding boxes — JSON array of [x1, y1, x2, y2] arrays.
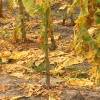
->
[[18, 0, 26, 41], [70, 0, 100, 85], [22, 0, 55, 89], [8, 0, 26, 42]]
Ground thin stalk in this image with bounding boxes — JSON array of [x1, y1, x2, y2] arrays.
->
[[69, 0, 75, 25], [18, 0, 26, 41], [44, 8, 50, 89], [63, 14, 67, 25]]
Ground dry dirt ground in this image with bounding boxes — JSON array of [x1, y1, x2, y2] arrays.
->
[[0, 2, 100, 100], [0, 75, 100, 100]]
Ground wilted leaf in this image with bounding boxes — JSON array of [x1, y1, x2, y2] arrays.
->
[[89, 63, 100, 86], [87, 50, 97, 63], [67, 78, 94, 87], [59, 5, 67, 10], [9, 51, 29, 60], [0, 51, 11, 58], [55, 56, 85, 71], [2, 95, 23, 100], [20, 83, 43, 97]]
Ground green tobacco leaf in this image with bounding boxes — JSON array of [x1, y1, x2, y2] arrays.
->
[[40, 44, 46, 52], [96, 0, 100, 3], [98, 67, 100, 73], [96, 17, 100, 24], [82, 36, 92, 43], [97, 34, 100, 47], [79, 28, 92, 43], [22, 0, 36, 17], [22, 0, 52, 17], [93, 40, 98, 50]]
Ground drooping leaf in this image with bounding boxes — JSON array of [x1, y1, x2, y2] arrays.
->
[[22, 0, 36, 17]]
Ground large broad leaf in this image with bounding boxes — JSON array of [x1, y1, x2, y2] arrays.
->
[[22, 0, 51, 17], [22, 0, 36, 17]]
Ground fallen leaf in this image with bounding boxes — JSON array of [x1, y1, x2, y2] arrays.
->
[[0, 85, 10, 92]]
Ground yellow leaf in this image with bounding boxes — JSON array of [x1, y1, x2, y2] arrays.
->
[[67, 78, 94, 87], [67, 7, 74, 14], [0, 40, 8, 45], [2, 95, 23, 100], [59, 5, 67, 10], [9, 51, 29, 60], [35, 0, 43, 6], [87, 50, 97, 63], [0, 51, 11, 57], [55, 56, 85, 71], [49, 94, 56, 100], [1, 58, 9, 63], [75, 16, 87, 24], [89, 63, 99, 82], [11, 72, 24, 78], [75, 42, 82, 55]]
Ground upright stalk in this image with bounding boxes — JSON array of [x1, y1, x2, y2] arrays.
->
[[69, 0, 74, 25], [18, 0, 26, 41], [44, 8, 50, 89]]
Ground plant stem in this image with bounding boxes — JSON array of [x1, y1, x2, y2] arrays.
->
[[44, 8, 50, 89], [69, 0, 75, 25], [18, 0, 26, 41]]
